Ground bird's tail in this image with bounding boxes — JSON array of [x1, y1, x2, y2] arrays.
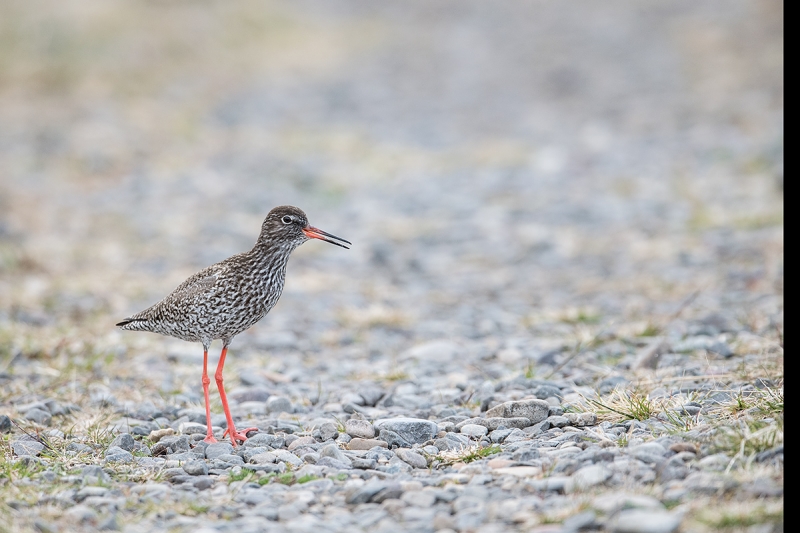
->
[[116, 317, 150, 330]]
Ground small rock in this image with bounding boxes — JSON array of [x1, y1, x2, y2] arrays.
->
[[249, 452, 278, 464], [110, 433, 135, 452], [401, 340, 463, 363], [565, 412, 598, 427], [104, 446, 134, 463], [266, 396, 292, 414], [205, 442, 234, 460], [23, 408, 52, 426], [395, 448, 427, 469], [547, 415, 570, 428], [484, 399, 549, 424], [0, 415, 11, 433], [352, 458, 378, 469], [320, 443, 352, 467], [64, 504, 98, 524], [348, 438, 389, 450], [373, 418, 438, 445], [345, 419, 376, 439], [608, 509, 681, 533], [183, 460, 209, 476], [346, 482, 397, 504], [460, 424, 488, 438], [569, 464, 612, 491], [492, 466, 542, 477], [288, 436, 317, 451], [12, 438, 44, 457], [318, 422, 339, 442], [81, 465, 111, 484]]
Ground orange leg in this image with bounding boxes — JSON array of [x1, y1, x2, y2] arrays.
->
[[215, 346, 257, 446], [202, 348, 218, 444]]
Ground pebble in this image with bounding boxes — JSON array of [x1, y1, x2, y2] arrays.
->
[[110, 433, 135, 452], [395, 448, 428, 469], [11, 438, 44, 456], [345, 419, 376, 439], [204, 442, 234, 460], [183, 460, 209, 476], [23, 408, 52, 426], [0, 414, 11, 433], [266, 397, 292, 414], [608, 509, 682, 533], [348, 438, 389, 450], [484, 399, 550, 424], [460, 424, 488, 438], [373, 418, 438, 445]]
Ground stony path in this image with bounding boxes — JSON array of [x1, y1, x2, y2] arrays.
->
[[0, 2, 783, 532]]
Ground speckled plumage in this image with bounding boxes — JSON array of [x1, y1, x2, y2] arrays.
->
[[117, 205, 346, 349]]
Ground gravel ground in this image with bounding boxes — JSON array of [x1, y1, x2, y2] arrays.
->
[[0, 2, 783, 533]]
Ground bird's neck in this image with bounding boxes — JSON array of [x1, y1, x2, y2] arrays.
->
[[249, 240, 295, 271]]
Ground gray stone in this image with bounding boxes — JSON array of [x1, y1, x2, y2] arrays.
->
[[460, 424, 488, 438], [23, 408, 52, 426], [592, 493, 664, 514], [358, 385, 385, 406], [348, 438, 389, 450], [484, 399, 549, 424], [320, 443, 352, 467], [373, 418, 437, 445], [266, 396, 292, 414], [215, 453, 245, 466], [12, 438, 44, 456], [110, 433, 135, 452], [104, 446, 134, 462], [273, 450, 304, 467], [244, 433, 283, 449], [318, 422, 339, 442], [346, 482, 397, 504], [489, 428, 513, 443], [81, 465, 111, 484], [183, 460, 209, 476], [402, 340, 463, 363], [205, 442, 234, 460], [565, 412, 598, 427], [402, 490, 436, 507], [609, 509, 681, 533], [345, 419, 376, 439], [569, 464, 612, 491], [0, 415, 11, 433], [456, 417, 532, 431], [547, 415, 570, 428], [151, 435, 190, 456], [563, 510, 598, 531], [352, 458, 378, 469], [316, 456, 351, 469], [395, 448, 427, 469]]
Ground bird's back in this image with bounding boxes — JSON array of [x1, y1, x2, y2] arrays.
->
[[117, 249, 286, 343]]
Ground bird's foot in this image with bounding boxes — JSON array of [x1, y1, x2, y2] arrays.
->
[[223, 427, 258, 445], [203, 435, 219, 444]]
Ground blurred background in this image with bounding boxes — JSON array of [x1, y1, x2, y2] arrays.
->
[[0, 1, 783, 389]]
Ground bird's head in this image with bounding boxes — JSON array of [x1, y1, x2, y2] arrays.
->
[[260, 205, 351, 249]]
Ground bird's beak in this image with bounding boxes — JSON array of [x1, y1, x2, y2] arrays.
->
[[303, 226, 351, 249]]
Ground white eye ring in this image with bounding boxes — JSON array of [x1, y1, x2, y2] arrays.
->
[[281, 215, 293, 224]]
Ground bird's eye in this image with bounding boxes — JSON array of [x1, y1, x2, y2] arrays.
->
[[281, 215, 293, 224]]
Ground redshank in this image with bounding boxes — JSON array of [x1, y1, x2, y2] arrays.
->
[[116, 206, 350, 446]]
